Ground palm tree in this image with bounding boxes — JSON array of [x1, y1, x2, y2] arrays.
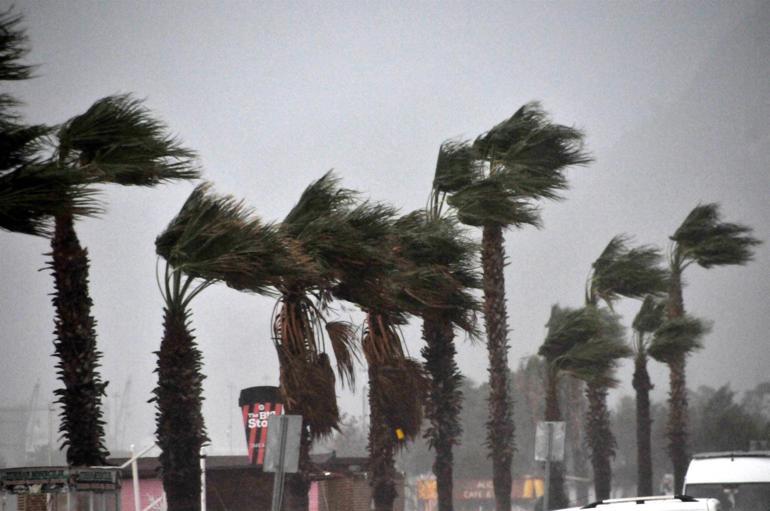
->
[[155, 183, 285, 511], [649, 203, 760, 492], [630, 296, 665, 496], [396, 207, 480, 511], [432, 103, 591, 511], [584, 235, 667, 499], [261, 172, 402, 510], [538, 305, 606, 508], [45, 94, 198, 466]]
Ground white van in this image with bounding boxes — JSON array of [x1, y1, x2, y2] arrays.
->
[[683, 451, 770, 510]]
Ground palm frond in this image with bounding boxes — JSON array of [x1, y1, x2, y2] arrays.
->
[[590, 234, 668, 305], [0, 9, 34, 81], [432, 140, 483, 195], [156, 183, 284, 294], [0, 162, 101, 236], [57, 94, 199, 185], [672, 203, 761, 269], [632, 295, 666, 336], [283, 170, 356, 235], [325, 321, 359, 388], [649, 315, 710, 363], [472, 101, 592, 200], [447, 178, 542, 229], [538, 305, 603, 362]]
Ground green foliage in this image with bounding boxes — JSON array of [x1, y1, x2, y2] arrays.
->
[[672, 203, 761, 269], [0, 9, 97, 236], [589, 235, 668, 306], [57, 94, 199, 185], [632, 295, 666, 336], [433, 102, 591, 229], [156, 183, 286, 296], [648, 315, 710, 363], [539, 305, 629, 387]]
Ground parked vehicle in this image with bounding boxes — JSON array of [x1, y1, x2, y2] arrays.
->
[[553, 495, 720, 510], [683, 451, 770, 510]]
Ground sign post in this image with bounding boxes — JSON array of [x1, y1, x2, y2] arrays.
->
[[535, 421, 565, 511], [264, 415, 302, 511]]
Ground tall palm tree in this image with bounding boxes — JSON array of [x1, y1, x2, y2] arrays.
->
[[432, 103, 591, 511], [396, 207, 480, 511], [155, 183, 286, 511], [649, 203, 760, 492], [46, 94, 198, 465], [630, 296, 665, 496], [538, 305, 606, 509], [262, 172, 399, 510], [584, 235, 667, 499]]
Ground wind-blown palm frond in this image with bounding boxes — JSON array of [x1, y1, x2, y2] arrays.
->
[[472, 102, 592, 200], [0, 9, 33, 81], [57, 94, 199, 185], [432, 140, 484, 195], [391, 210, 480, 332], [538, 305, 603, 363], [648, 315, 710, 364], [283, 170, 356, 236], [156, 183, 285, 296], [672, 203, 761, 269], [632, 295, 666, 338], [447, 178, 542, 229], [589, 235, 669, 306]]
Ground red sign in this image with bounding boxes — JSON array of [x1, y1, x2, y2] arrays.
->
[[239, 386, 284, 466]]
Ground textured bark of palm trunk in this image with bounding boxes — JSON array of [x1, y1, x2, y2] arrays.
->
[[422, 316, 462, 511], [585, 383, 613, 501], [481, 224, 514, 511], [667, 355, 688, 494], [544, 369, 568, 508], [156, 304, 206, 511], [632, 353, 653, 496], [665, 269, 689, 493], [368, 373, 398, 511], [50, 213, 109, 466]]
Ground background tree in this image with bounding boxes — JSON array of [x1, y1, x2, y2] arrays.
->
[[432, 103, 591, 511], [155, 183, 285, 511], [651, 203, 760, 491], [630, 296, 665, 495], [583, 235, 667, 499]]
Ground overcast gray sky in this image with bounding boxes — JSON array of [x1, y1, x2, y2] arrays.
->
[[2, 1, 768, 457]]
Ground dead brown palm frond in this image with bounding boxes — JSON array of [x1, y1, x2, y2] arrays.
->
[[326, 321, 359, 387]]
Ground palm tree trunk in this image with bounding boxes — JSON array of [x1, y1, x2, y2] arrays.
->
[[632, 353, 653, 496], [422, 315, 462, 511], [585, 382, 614, 501], [544, 368, 568, 509], [368, 372, 398, 511], [50, 213, 109, 466], [667, 354, 689, 494], [154, 302, 207, 511], [665, 268, 688, 493], [481, 224, 514, 511]]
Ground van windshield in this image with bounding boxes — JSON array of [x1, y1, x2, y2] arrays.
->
[[686, 483, 770, 511]]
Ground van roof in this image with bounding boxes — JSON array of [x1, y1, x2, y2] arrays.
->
[[685, 453, 770, 484], [692, 451, 770, 459]]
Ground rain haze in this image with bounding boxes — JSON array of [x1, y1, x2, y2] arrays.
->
[[1, 0, 768, 462]]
